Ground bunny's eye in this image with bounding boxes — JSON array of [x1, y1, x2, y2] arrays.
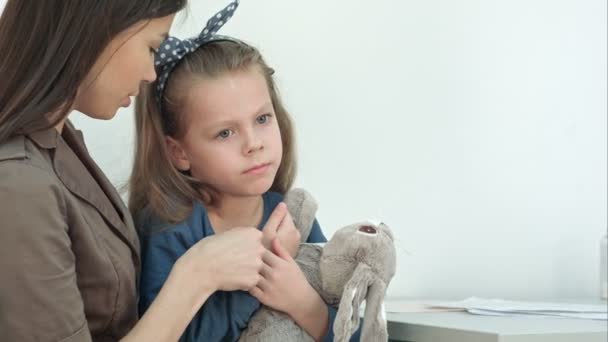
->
[[358, 225, 377, 234]]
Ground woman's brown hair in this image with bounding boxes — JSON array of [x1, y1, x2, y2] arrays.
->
[[130, 40, 297, 224], [0, 0, 187, 143]]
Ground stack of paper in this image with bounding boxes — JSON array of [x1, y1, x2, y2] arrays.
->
[[430, 297, 607, 320], [383, 301, 465, 313]]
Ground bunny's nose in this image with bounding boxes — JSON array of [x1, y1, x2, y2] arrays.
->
[[359, 225, 377, 234]]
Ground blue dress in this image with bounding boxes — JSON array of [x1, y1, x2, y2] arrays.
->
[[137, 191, 360, 342]]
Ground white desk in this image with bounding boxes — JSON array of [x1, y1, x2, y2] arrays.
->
[[386, 310, 607, 342]]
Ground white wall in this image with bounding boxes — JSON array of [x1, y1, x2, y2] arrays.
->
[[69, 0, 607, 301]]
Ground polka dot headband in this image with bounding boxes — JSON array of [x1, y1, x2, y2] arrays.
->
[[154, 0, 240, 105]]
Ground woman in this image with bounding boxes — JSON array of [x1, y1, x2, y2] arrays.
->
[[0, 1, 283, 341]]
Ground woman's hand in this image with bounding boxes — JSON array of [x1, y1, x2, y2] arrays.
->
[[128, 228, 265, 342], [179, 227, 265, 292], [262, 203, 301, 257]]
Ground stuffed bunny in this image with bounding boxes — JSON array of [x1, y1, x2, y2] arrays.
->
[[238, 189, 397, 342]]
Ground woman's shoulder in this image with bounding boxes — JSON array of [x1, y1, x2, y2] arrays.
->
[[0, 137, 63, 204], [0, 135, 56, 177], [0, 138, 67, 240]]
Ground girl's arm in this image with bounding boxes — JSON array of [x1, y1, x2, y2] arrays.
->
[[266, 219, 361, 341], [251, 239, 329, 341]]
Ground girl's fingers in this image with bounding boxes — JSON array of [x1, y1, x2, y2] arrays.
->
[[271, 238, 292, 261], [256, 276, 269, 291], [262, 202, 287, 235], [249, 286, 265, 301], [260, 263, 272, 278], [277, 210, 293, 232], [262, 249, 281, 267]]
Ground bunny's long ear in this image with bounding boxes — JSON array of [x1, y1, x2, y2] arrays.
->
[[360, 278, 389, 342], [284, 188, 318, 242], [333, 263, 375, 342]]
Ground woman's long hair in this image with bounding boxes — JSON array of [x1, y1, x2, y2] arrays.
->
[[0, 0, 187, 143]]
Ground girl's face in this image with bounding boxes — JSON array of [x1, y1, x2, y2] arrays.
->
[[168, 67, 283, 198], [73, 15, 174, 119]]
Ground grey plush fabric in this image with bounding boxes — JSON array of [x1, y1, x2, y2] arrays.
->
[[239, 189, 396, 342]]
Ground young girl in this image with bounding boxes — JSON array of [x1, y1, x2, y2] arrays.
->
[[129, 2, 360, 342]]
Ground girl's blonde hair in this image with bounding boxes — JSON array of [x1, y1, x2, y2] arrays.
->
[[129, 40, 296, 224]]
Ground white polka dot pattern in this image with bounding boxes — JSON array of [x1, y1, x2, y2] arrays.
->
[[154, 0, 240, 104]]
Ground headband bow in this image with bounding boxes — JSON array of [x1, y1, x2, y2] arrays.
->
[[154, 0, 240, 104]]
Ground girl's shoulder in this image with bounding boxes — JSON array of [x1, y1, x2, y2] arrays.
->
[[136, 201, 210, 240], [260, 191, 286, 228], [262, 191, 285, 212], [263, 190, 284, 207], [137, 192, 286, 238]]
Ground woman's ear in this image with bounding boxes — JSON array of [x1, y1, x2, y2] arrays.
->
[[165, 136, 191, 171]]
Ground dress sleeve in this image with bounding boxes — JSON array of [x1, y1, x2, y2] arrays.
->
[[181, 290, 260, 342], [138, 227, 192, 316], [0, 162, 92, 342]]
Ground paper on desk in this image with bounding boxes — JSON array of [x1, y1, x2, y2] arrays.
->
[[466, 309, 606, 320], [383, 300, 465, 313], [430, 297, 608, 320]]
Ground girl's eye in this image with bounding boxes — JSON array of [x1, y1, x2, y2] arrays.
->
[[256, 114, 272, 124], [217, 129, 233, 139]]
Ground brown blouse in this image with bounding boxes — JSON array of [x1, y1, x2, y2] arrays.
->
[[0, 122, 140, 341]]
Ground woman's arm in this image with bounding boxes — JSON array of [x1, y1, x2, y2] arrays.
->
[[0, 161, 265, 342], [0, 163, 92, 342], [136, 227, 264, 342], [0, 162, 214, 342], [133, 205, 291, 341], [122, 261, 215, 342], [127, 227, 266, 342]]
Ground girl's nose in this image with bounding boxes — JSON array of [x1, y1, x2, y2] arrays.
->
[[244, 131, 263, 155]]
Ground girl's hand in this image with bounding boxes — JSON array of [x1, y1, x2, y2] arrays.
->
[[249, 237, 309, 314], [250, 239, 329, 341], [179, 227, 265, 292], [262, 203, 301, 257]]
